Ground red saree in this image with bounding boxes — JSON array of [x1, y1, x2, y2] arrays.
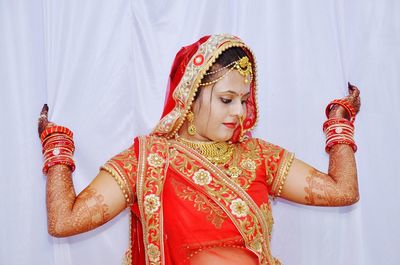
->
[[101, 35, 295, 265], [102, 136, 293, 265]]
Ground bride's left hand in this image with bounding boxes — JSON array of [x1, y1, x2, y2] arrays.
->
[[329, 82, 361, 119], [346, 82, 361, 114], [38, 104, 55, 137]]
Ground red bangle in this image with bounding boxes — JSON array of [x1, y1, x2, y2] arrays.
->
[[43, 140, 75, 151], [326, 139, 357, 153], [323, 117, 356, 153], [42, 134, 75, 150], [43, 143, 74, 155], [42, 133, 73, 146], [40, 126, 73, 143], [323, 117, 354, 131], [326, 134, 354, 144], [325, 99, 356, 123], [44, 150, 74, 160], [41, 126, 76, 174], [325, 124, 354, 135], [43, 157, 75, 174]]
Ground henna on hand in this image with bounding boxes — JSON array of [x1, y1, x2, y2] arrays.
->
[[38, 104, 56, 136], [328, 83, 361, 119], [38, 104, 49, 136], [40, 105, 115, 236], [346, 82, 361, 113]]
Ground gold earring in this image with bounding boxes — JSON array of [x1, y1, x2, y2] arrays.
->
[[187, 111, 196, 136]]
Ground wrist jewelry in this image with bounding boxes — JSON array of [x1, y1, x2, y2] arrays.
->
[[323, 117, 357, 152], [41, 125, 76, 174], [325, 99, 356, 123]]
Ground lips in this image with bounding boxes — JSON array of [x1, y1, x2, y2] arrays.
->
[[223, 122, 237, 129]]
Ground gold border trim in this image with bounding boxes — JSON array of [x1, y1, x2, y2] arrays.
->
[[100, 164, 134, 206], [272, 151, 295, 198], [136, 136, 170, 265], [171, 140, 275, 264]]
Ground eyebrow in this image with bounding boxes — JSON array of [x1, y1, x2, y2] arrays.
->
[[219, 90, 251, 97]]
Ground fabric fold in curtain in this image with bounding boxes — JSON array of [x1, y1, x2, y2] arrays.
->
[[1, 0, 399, 264]]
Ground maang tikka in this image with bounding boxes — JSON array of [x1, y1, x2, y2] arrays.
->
[[187, 111, 196, 136], [200, 56, 253, 87]]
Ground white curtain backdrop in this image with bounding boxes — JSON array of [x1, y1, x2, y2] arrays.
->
[[1, 0, 399, 264]]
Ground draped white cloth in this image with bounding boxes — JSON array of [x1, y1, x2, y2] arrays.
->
[[1, 0, 399, 264]]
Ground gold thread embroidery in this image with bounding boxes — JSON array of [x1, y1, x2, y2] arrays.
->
[[192, 168, 213, 186], [275, 152, 295, 197], [259, 203, 274, 239], [172, 179, 228, 229], [101, 145, 137, 205], [136, 136, 169, 265], [171, 140, 275, 265]]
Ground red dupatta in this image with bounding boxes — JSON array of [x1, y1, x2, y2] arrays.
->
[[133, 135, 280, 265], [151, 34, 259, 143]]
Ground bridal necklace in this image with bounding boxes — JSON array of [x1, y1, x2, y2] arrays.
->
[[176, 136, 234, 165]]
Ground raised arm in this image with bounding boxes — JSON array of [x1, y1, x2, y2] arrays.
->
[[38, 105, 128, 237], [280, 84, 361, 206]]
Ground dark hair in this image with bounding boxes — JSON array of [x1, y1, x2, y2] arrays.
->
[[193, 47, 247, 101]]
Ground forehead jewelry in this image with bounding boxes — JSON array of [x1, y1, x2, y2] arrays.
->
[[200, 56, 253, 86], [235, 57, 252, 84]]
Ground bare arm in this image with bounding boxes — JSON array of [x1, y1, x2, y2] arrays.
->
[[280, 85, 360, 206], [39, 105, 127, 237]]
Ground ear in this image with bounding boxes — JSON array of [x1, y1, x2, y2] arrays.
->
[[192, 89, 204, 114]]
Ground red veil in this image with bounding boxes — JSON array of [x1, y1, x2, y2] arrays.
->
[[151, 34, 259, 143]]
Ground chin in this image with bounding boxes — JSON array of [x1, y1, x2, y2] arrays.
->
[[213, 133, 233, 142], [205, 127, 234, 142]]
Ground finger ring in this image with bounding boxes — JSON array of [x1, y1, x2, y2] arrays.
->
[[39, 114, 47, 119]]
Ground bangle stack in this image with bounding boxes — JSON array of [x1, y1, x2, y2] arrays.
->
[[40, 126, 75, 174], [325, 99, 357, 123], [323, 99, 357, 153]]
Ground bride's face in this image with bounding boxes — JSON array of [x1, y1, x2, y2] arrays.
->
[[190, 70, 250, 142]]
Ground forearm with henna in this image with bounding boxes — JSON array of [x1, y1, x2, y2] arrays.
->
[[39, 105, 114, 237], [46, 165, 110, 237], [304, 144, 359, 206], [304, 91, 360, 206]]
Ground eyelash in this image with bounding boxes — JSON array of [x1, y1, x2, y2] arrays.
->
[[220, 98, 248, 104], [220, 98, 232, 104]]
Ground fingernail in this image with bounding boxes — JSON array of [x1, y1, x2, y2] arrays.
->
[[348, 82, 354, 90]]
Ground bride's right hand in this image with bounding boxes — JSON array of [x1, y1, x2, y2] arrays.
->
[[38, 104, 55, 138]]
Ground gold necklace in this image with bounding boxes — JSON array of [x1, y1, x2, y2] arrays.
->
[[176, 136, 234, 165]]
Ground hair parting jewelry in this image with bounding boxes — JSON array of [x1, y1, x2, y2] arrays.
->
[[199, 56, 253, 87], [204, 61, 236, 76]]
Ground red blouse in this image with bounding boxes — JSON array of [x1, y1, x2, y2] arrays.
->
[[101, 136, 294, 265]]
